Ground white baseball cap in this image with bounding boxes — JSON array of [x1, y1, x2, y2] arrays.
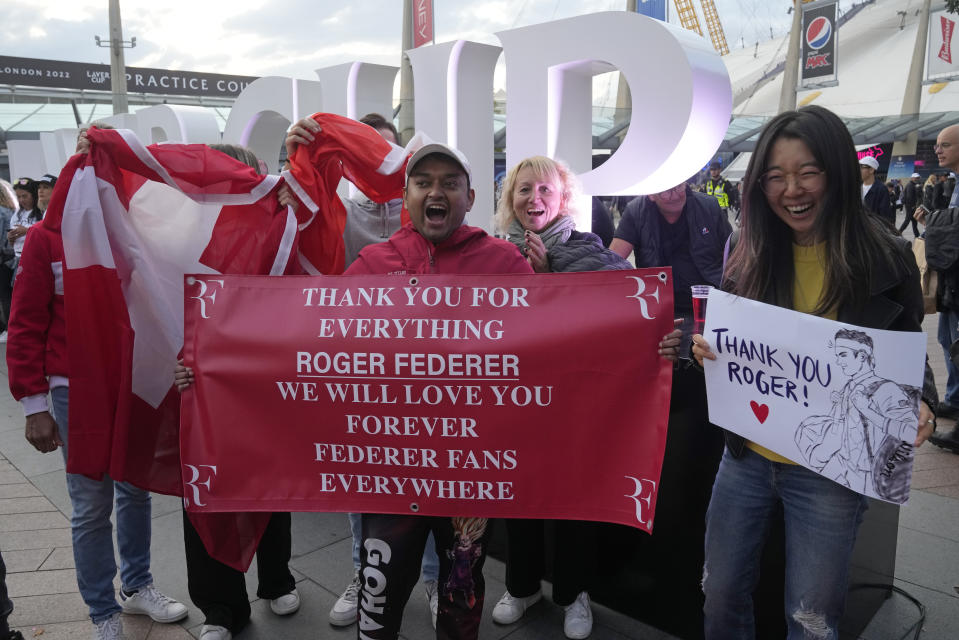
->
[[859, 156, 879, 171], [911, 172, 921, 178], [405, 142, 472, 185]]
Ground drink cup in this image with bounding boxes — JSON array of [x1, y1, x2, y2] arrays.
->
[[691, 285, 712, 336]]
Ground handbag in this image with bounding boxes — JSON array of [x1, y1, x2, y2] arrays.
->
[[912, 237, 938, 315]]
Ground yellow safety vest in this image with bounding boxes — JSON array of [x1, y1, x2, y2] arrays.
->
[[706, 179, 729, 209]]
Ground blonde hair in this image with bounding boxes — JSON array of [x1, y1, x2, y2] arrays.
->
[[924, 174, 937, 189], [494, 155, 580, 233], [0, 180, 15, 210]]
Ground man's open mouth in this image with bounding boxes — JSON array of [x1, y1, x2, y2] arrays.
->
[[425, 205, 448, 221]]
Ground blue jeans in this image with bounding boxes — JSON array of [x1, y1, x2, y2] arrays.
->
[[51, 387, 153, 623], [702, 448, 867, 640], [937, 309, 959, 407], [349, 512, 438, 582]]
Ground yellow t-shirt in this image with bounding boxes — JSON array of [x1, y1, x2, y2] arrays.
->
[[746, 243, 837, 463]]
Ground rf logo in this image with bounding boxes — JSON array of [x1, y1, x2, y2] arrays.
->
[[186, 277, 225, 319], [183, 464, 218, 507], [624, 476, 657, 528], [625, 272, 667, 319]]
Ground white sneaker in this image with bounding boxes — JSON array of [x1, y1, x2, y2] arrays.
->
[[119, 583, 188, 623], [270, 587, 301, 615], [199, 624, 232, 640], [424, 579, 438, 629], [92, 613, 126, 640], [563, 591, 593, 639], [0, 331, 8, 343], [491, 589, 542, 624], [329, 571, 361, 626]]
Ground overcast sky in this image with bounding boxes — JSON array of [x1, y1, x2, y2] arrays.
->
[[4, 0, 807, 83]]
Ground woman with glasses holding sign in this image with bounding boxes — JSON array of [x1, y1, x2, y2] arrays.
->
[[492, 155, 681, 639], [692, 105, 937, 639]]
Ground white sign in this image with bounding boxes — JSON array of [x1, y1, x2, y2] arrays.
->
[[926, 9, 959, 83], [703, 290, 927, 504]]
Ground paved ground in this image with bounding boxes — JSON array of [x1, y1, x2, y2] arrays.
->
[[1, 249, 958, 638]]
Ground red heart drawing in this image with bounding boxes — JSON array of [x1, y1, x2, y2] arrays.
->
[[750, 401, 769, 424]]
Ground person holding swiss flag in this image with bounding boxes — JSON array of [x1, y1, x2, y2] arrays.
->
[[7, 124, 189, 640]]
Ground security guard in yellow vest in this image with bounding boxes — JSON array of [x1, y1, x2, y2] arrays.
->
[[704, 161, 738, 221]]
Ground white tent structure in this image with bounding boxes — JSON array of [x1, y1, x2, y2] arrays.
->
[[715, 0, 959, 157], [728, 0, 950, 118]]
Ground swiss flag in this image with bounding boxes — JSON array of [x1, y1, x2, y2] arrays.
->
[[46, 115, 415, 570], [44, 129, 303, 569]]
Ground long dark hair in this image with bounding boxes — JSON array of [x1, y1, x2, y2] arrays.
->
[[724, 105, 902, 314], [13, 178, 42, 223]]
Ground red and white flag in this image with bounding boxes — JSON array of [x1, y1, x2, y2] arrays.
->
[[283, 112, 409, 275], [41, 129, 304, 569], [44, 115, 417, 569]]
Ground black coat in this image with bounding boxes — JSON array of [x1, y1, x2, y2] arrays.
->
[[902, 180, 919, 213], [863, 181, 894, 225], [547, 230, 633, 273]]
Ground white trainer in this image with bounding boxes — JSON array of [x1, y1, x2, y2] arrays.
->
[[424, 579, 438, 629], [270, 588, 301, 616], [92, 613, 126, 640], [563, 591, 593, 639], [199, 624, 232, 640], [119, 584, 188, 623], [491, 589, 542, 624], [329, 571, 362, 626]]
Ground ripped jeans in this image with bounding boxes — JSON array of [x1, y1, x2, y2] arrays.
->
[[702, 448, 867, 639]]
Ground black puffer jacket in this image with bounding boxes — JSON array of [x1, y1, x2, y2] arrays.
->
[[547, 230, 632, 273]]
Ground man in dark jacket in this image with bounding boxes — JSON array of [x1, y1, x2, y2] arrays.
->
[[610, 182, 731, 341], [860, 156, 893, 225], [899, 173, 921, 237], [922, 124, 959, 451], [609, 181, 730, 635], [934, 172, 951, 210]]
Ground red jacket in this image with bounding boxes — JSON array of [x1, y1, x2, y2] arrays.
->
[[346, 223, 532, 276], [7, 225, 67, 403]]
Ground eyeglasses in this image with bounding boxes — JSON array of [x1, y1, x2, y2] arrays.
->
[[935, 142, 955, 151], [655, 184, 686, 200], [759, 169, 825, 196]]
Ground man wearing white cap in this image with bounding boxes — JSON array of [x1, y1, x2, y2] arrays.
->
[[286, 117, 532, 639], [860, 155, 892, 225], [350, 141, 531, 640], [899, 173, 922, 237]]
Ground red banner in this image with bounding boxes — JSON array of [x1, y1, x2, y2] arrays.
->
[[180, 270, 673, 532], [940, 15, 955, 64], [413, 0, 434, 48]]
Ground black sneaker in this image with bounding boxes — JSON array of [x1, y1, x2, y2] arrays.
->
[[930, 428, 959, 453], [4, 631, 25, 640], [936, 403, 959, 420]]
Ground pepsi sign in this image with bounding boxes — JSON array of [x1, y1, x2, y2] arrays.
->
[[801, 1, 838, 86], [805, 17, 832, 50]]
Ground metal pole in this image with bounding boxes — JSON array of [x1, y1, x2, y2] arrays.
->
[[108, 0, 129, 114], [398, 0, 415, 145], [891, 0, 932, 159], [778, 0, 802, 113]]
